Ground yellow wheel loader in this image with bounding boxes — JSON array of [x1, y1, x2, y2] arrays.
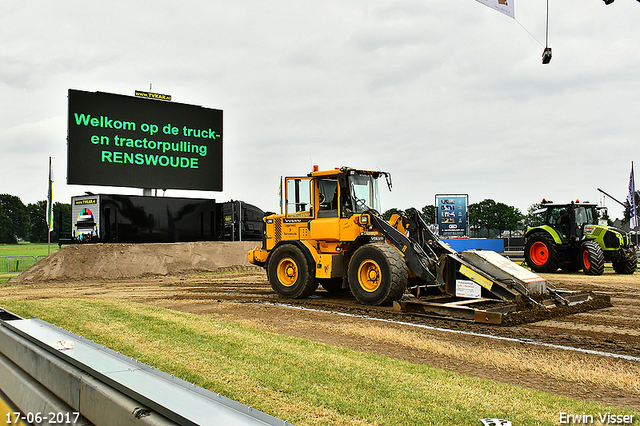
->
[[248, 166, 557, 311], [249, 166, 436, 305]]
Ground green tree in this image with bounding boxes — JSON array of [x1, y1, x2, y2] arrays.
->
[[53, 202, 72, 243], [523, 203, 547, 228], [27, 200, 48, 243], [0, 194, 30, 243], [421, 205, 436, 224], [383, 206, 435, 225], [469, 199, 496, 238], [404, 207, 420, 221], [382, 208, 402, 221], [468, 199, 523, 238], [494, 202, 523, 237]]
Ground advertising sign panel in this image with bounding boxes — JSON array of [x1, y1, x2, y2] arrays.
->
[[436, 194, 468, 238], [67, 89, 223, 191]]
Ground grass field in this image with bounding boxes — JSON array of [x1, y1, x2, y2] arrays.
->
[[0, 243, 59, 257], [0, 298, 636, 426], [0, 274, 18, 284]]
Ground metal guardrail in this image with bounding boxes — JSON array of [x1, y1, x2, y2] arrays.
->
[[0, 308, 292, 426], [0, 255, 47, 274]]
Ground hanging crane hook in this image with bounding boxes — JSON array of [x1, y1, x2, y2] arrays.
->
[[542, 0, 552, 64]]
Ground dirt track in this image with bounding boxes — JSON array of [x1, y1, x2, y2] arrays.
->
[[3, 243, 640, 413]]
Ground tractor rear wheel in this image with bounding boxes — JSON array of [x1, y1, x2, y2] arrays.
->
[[613, 249, 637, 275], [581, 240, 605, 276], [524, 233, 559, 273], [348, 243, 407, 306], [267, 244, 318, 298]]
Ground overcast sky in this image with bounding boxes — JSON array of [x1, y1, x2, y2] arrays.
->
[[2, 0, 639, 219]]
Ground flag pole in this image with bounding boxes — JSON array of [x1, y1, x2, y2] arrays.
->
[[634, 161, 638, 247], [47, 157, 54, 255], [47, 157, 51, 255]]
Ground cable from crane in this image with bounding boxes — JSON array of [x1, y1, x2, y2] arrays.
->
[[514, 18, 544, 47]]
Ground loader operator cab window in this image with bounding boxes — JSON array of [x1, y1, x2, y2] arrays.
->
[[348, 172, 382, 215], [284, 177, 313, 219], [318, 178, 339, 218]]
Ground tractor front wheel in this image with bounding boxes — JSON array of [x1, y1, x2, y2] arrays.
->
[[348, 243, 407, 306], [267, 244, 318, 298], [613, 249, 637, 275], [581, 240, 605, 276], [524, 234, 559, 273]]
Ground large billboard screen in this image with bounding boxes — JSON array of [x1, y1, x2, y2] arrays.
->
[[436, 194, 468, 238], [67, 89, 223, 191]]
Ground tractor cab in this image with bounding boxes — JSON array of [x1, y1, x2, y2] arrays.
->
[[539, 202, 601, 243]]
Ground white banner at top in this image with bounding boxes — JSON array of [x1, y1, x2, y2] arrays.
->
[[476, 0, 515, 19]]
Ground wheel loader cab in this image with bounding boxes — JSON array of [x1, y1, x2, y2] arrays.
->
[[247, 166, 406, 305], [283, 168, 384, 221]]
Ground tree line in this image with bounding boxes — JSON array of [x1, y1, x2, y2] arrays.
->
[[1, 193, 630, 245], [383, 199, 543, 239], [0, 194, 530, 243], [0, 194, 71, 244]]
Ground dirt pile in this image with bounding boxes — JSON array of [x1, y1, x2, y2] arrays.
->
[[9, 241, 262, 284]]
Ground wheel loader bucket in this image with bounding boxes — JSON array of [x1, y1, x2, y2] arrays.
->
[[455, 250, 547, 297], [397, 249, 610, 325]]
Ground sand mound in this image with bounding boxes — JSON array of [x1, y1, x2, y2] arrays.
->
[[9, 241, 263, 284]]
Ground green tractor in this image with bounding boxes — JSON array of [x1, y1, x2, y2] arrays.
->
[[524, 201, 637, 275]]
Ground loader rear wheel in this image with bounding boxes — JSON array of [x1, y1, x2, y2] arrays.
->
[[581, 240, 605, 276], [267, 244, 318, 299], [348, 243, 407, 306], [524, 233, 559, 273]]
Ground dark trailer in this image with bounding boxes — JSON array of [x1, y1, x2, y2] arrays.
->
[[69, 194, 263, 243]]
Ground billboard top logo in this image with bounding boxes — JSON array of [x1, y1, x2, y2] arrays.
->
[[134, 90, 172, 101]]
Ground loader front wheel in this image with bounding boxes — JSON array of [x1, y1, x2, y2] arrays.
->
[[348, 243, 407, 306], [267, 244, 318, 299]]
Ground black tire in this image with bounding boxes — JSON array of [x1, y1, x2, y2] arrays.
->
[[581, 240, 605, 276], [267, 244, 318, 298], [524, 233, 559, 273], [613, 249, 637, 275], [347, 243, 407, 306]]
